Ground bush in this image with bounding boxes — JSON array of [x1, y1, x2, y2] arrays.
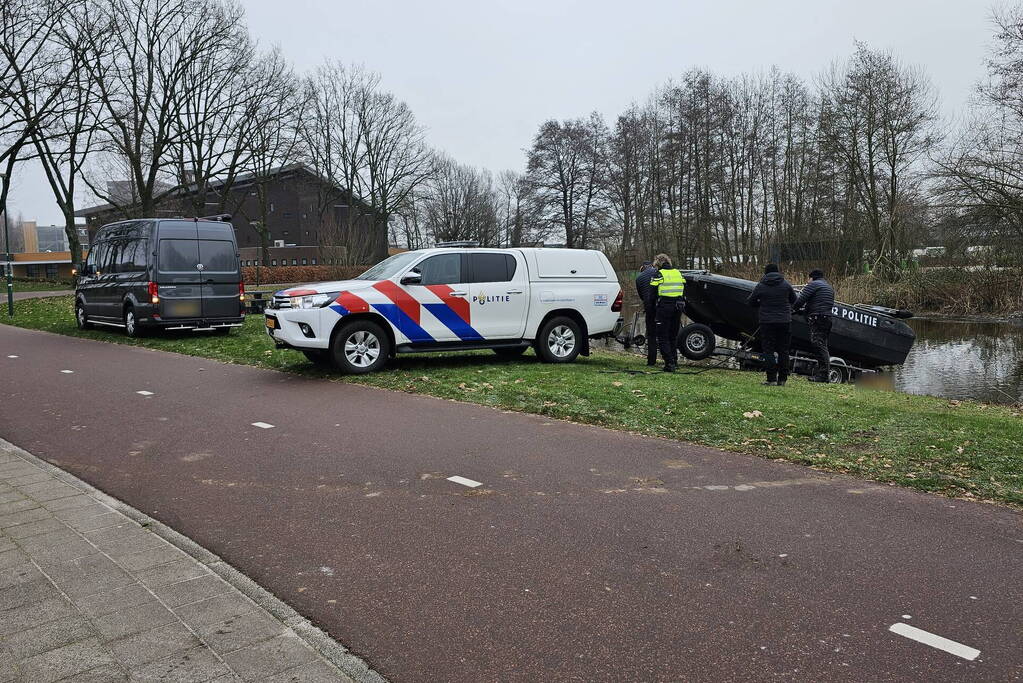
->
[[242, 265, 367, 285]]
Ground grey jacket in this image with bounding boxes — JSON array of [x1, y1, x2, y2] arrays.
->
[[794, 278, 835, 316], [746, 272, 797, 324]]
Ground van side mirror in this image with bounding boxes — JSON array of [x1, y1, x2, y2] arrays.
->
[[400, 269, 422, 285]]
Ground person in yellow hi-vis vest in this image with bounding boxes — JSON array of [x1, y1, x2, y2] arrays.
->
[[649, 253, 686, 372]]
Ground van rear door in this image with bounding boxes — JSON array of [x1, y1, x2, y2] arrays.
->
[[156, 239, 203, 320], [197, 238, 240, 319]]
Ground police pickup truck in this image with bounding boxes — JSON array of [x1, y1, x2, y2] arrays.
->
[[265, 246, 623, 373]]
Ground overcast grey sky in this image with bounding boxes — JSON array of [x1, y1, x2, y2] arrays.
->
[[6, 0, 996, 224]]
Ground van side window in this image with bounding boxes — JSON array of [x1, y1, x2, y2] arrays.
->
[[115, 239, 146, 273], [416, 254, 461, 285], [468, 253, 515, 283], [131, 239, 149, 271], [93, 240, 110, 271]]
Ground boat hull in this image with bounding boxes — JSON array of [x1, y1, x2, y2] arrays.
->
[[681, 272, 916, 368]]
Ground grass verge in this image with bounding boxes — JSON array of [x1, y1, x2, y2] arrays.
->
[[10, 279, 73, 292], [5, 295, 1022, 507]]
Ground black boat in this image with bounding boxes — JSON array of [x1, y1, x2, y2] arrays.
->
[[678, 271, 916, 371]]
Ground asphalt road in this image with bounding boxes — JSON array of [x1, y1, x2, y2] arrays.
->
[[1, 323, 1021, 682]]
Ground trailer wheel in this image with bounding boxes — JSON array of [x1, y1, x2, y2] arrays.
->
[[828, 362, 848, 384], [679, 323, 715, 361]]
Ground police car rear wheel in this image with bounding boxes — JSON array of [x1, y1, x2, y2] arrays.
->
[[332, 320, 389, 374], [679, 323, 715, 361], [537, 317, 581, 363]]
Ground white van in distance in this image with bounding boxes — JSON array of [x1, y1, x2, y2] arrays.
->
[[264, 247, 623, 373]]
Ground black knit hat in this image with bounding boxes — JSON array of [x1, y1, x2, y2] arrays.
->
[[764, 263, 780, 274], [809, 269, 825, 279]]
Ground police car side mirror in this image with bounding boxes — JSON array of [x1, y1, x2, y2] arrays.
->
[[400, 269, 422, 285]]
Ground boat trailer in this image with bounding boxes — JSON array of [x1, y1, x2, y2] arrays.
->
[[614, 312, 876, 384]]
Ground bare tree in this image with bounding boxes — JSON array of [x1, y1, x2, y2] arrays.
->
[[78, 0, 249, 217], [359, 89, 433, 261], [299, 63, 377, 255], [526, 114, 608, 248], [1, 0, 71, 243], [931, 5, 1023, 263], [497, 170, 544, 247], [820, 43, 939, 276], [236, 51, 303, 267], [421, 154, 499, 245], [166, 2, 257, 216], [30, 0, 103, 269]]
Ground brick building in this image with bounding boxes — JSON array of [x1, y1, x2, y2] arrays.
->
[[75, 164, 380, 267]]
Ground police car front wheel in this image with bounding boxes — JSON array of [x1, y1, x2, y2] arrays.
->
[[331, 320, 390, 374]]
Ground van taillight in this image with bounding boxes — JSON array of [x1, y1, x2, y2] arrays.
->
[[238, 282, 245, 301], [611, 289, 623, 312], [148, 282, 159, 304]]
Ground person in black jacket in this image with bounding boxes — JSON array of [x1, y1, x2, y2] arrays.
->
[[634, 262, 658, 366], [794, 268, 836, 382], [746, 264, 797, 386]]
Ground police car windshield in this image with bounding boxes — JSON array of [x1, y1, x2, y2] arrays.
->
[[354, 251, 422, 280]]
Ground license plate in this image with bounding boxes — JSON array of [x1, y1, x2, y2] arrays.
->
[[265, 317, 276, 330], [166, 300, 201, 317]]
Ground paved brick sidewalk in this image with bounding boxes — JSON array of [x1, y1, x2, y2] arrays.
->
[[0, 442, 359, 682]]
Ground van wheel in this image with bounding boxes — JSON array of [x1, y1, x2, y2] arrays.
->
[[302, 349, 333, 366], [536, 316, 581, 363], [679, 323, 715, 360], [331, 320, 389, 374], [75, 301, 92, 330], [124, 306, 145, 338]]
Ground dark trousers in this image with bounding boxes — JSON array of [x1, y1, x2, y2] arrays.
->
[[808, 315, 833, 380], [760, 322, 791, 382], [655, 298, 683, 367], [644, 307, 658, 365]]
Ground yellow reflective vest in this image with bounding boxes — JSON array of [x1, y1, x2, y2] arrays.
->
[[650, 268, 686, 298]]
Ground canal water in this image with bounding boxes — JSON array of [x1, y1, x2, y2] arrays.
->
[[892, 318, 1023, 405]]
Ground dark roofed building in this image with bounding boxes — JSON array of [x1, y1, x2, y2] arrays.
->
[[75, 164, 383, 267]]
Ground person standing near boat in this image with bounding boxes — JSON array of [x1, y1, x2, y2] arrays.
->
[[793, 268, 836, 383], [649, 254, 686, 372], [746, 264, 797, 386], [634, 261, 659, 367]]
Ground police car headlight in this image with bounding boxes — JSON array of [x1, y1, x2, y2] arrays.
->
[[289, 292, 339, 309]]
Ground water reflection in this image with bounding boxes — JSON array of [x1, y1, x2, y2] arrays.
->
[[892, 319, 1023, 404]]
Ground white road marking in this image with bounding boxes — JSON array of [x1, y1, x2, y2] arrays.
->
[[60, 369, 74, 374], [136, 390, 154, 396], [889, 622, 980, 661], [7, 355, 17, 358], [447, 475, 482, 488], [251, 422, 275, 429]]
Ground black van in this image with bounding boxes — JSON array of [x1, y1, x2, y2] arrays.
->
[[75, 218, 244, 337]]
